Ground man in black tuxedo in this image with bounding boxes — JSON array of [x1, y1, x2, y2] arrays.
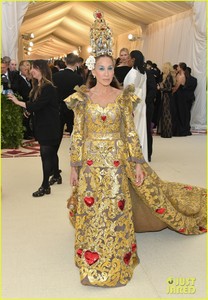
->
[[184, 67, 197, 134], [1, 59, 19, 92], [17, 61, 33, 139], [52, 53, 83, 138], [145, 69, 157, 162], [50, 53, 83, 184]]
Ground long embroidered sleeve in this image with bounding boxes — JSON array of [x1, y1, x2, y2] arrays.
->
[[120, 86, 145, 164], [64, 90, 86, 166]]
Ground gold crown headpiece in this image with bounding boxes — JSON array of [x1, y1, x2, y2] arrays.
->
[[86, 10, 113, 70]]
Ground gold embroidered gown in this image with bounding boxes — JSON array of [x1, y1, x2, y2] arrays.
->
[[65, 85, 207, 288]]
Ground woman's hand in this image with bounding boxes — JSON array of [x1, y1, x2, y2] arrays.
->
[[7, 93, 19, 104], [135, 163, 145, 186], [70, 167, 79, 186], [7, 94, 26, 108]]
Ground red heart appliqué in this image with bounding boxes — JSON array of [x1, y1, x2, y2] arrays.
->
[[84, 250, 99, 265], [155, 208, 166, 214], [118, 199, 125, 211], [184, 186, 193, 190], [178, 228, 186, 233], [101, 115, 107, 121], [87, 160, 93, 166], [123, 252, 132, 265], [114, 160, 120, 167], [84, 196, 95, 207], [132, 243, 137, 252], [199, 226, 207, 233], [76, 248, 83, 258], [69, 211, 74, 217]]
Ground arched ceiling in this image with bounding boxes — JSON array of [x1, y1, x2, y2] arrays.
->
[[20, 1, 192, 60]]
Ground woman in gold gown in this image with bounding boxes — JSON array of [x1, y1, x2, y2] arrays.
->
[[65, 54, 207, 288]]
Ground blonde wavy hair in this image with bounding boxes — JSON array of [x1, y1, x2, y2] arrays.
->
[[162, 62, 176, 85]]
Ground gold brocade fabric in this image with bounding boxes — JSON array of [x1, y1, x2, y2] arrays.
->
[[65, 85, 207, 287]]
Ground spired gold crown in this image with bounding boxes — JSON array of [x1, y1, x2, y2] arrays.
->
[[90, 10, 113, 57]]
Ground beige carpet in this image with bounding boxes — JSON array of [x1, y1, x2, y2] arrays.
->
[[1, 134, 206, 298]]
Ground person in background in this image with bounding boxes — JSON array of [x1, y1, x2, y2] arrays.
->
[[49, 63, 59, 74], [172, 62, 190, 136], [17, 60, 33, 139], [184, 67, 197, 134], [144, 58, 157, 162], [20, 60, 32, 80], [123, 50, 148, 161], [114, 47, 131, 85], [9, 59, 18, 72], [173, 64, 179, 75], [1, 57, 19, 92], [2, 56, 11, 65], [157, 62, 176, 138], [151, 63, 162, 129], [50, 53, 83, 185], [54, 59, 66, 71], [76, 57, 86, 83], [7, 60, 61, 197], [52, 53, 83, 136], [145, 60, 153, 71]]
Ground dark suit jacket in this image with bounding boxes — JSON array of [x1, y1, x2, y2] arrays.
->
[[26, 84, 60, 145], [146, 69, 157, 105], [52, 68, 83, 102], [17, 74, 32, 102], [184, 75, 197, 103], [8, 70, 19, 92], [1, 70, 19, 92]]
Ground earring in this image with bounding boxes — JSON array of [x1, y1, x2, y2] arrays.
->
[[93, 75, 96, 79]]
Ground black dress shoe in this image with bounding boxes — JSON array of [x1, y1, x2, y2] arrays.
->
[[49, 169, 62, 177], [49, 175, 62, 185], [24, 135, 34, 140], [32, 186, 51, 197]]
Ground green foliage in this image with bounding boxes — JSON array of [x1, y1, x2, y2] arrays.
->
[[1, 93, 24, 149]]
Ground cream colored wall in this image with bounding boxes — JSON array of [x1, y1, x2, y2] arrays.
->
[[115, 27, 143, 58]]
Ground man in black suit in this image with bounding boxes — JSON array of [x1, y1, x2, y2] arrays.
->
[[1, 59, 19, 92], [184, 67, 197, 134], [145, 68, 157, 162], [52, 53, 83, 137], [17, 61, 33, 139], [50, 53, 83, 185]]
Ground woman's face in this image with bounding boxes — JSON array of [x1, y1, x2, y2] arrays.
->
[[162, 65, 169, 74], [30, 66, 42, 81], [93, 56, 114, 86], [129, 55, 135, 67], [119, 50, 129, 63]]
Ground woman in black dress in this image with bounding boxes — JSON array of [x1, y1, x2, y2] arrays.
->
[[114, 48, 131, 85], [172, 62, 190, 136], [157, 62, 176, 138], [7, 60, 61, 197]]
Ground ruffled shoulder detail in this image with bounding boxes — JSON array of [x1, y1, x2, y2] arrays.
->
[[119, 84, 140, 109], [64, 85, 88, 109]]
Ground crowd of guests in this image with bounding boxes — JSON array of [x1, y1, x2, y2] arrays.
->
[[1, 51, 197, 195], [1, 52, 198, 143], [113, 48, 197, 161]]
